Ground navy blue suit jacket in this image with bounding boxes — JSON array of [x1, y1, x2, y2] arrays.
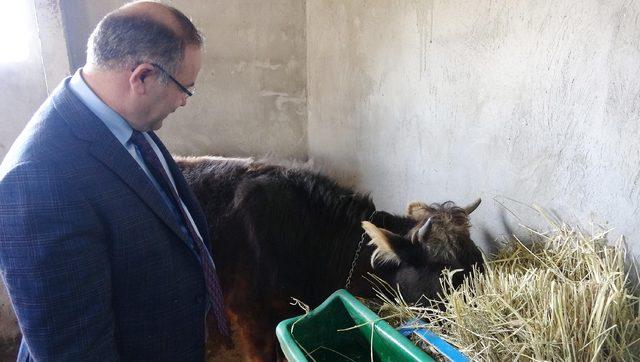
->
[[0, 78, 212, 361]]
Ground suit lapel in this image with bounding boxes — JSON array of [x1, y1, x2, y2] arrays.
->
[[51, 79, 194, 248], [88, 139, 194, 246]]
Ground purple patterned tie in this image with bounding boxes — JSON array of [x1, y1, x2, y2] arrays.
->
[[129, 130, 229, 336]]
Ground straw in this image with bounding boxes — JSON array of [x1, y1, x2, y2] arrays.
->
[[372, 214, 640, 361]]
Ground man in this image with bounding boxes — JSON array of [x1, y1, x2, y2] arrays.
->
[[0, 1, 227, 360]]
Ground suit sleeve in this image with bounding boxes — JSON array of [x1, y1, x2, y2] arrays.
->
[[0, 161, 119, 361]]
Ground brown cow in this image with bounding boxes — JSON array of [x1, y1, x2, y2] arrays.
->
[[177, 156, 483, 361]]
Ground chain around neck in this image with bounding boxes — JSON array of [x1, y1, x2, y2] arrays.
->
[[345, 210, 378, 289]]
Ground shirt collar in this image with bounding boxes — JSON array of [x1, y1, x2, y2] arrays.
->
[[68, 68, 135, 146]]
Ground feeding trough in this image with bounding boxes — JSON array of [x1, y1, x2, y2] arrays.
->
[[276, 289, 466, 361]]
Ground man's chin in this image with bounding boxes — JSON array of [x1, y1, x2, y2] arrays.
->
[[151, 119, 164, 131]]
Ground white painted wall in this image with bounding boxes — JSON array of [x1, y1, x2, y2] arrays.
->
[[0, 1, 48, 163], [307, 0, 640, 257]]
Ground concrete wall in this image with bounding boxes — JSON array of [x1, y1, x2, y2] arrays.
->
[[63, 0, 308, 159], [0, 2, 49, 163], [307, 0, 640, 257]]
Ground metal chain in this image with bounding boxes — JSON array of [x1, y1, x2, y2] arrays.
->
[[345, 210, 378, 289]]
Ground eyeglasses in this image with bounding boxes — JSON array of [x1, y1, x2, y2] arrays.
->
[[150, 63, 194, 97]]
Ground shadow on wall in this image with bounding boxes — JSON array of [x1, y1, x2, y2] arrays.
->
[[480, 200, 640, 288], [477, 206, 518, 258]]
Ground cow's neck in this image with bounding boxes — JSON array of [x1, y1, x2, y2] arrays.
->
[[345, 244, 377, 298], [345, 212, 395, 299], [345, 210, 400, 299]]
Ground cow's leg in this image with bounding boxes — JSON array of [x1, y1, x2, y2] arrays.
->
[[209, 276, 278, 361], [204, 304, 277, 361], [214, 306, 274, 361], [232, 288, 297, 361]]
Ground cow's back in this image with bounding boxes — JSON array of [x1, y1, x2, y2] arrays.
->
[[177, 156, 375, 305]]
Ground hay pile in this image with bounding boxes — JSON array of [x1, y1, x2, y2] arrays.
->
[[374, 217, 640, 361]]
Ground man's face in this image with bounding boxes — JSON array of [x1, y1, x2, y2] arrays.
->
[[144, 45, 202, 131]]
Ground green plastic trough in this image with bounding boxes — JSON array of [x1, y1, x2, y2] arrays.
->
[[275, 289, 435, 362]]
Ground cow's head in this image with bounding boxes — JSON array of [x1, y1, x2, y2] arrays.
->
[[362, 199, 483, 303]]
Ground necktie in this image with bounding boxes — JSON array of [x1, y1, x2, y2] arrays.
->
[[129, 130, 229, 336]]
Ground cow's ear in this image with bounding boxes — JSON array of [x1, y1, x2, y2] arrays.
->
[[362, 221, 408, 267], [406, 201, 429, 220]]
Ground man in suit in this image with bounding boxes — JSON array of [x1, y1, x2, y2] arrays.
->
[[0, 1, 227, 360]]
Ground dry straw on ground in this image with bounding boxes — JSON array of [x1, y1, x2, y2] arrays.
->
[[373, 212, 640, 361]]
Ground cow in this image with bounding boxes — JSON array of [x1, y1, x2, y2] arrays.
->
[[176, 155, 484, 361]]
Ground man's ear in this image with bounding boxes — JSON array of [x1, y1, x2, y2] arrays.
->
[[362, 221, 409, 267], [130, 63, 155, 95]]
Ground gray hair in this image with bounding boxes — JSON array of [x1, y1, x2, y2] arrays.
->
[[87, 4, 203, 84]]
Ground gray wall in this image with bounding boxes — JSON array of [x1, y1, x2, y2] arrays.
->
[[62, 0, 308, 159], [307, 0, 640, 256], [0, 2, 48, 165]]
